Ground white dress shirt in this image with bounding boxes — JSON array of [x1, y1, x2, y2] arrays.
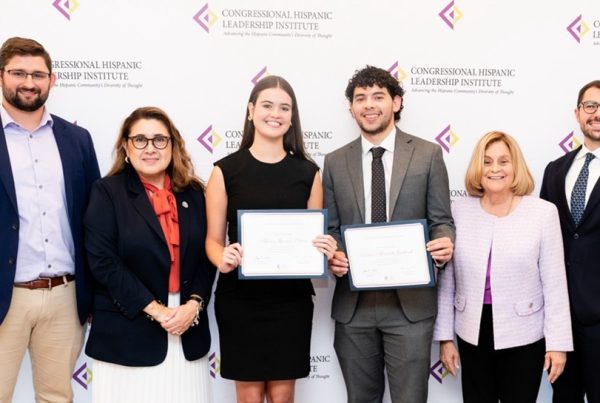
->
[[565, 145, 600, 211], [361, 127, 396, 224], [1, 105, 75, 282]]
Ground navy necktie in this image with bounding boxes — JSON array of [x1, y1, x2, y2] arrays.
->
[[371, 147, 386, 223], [570, 152, 595, 226]]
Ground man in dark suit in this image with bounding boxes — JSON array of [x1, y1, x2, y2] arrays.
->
[[0, 37, 100, 402], [323, 66, 455, 403], [541, 80, 600, 403]]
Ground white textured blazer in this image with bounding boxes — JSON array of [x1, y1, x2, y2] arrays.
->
[[433, 196, 573, 351]]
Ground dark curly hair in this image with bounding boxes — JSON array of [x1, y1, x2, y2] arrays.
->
[[345, 65, 405, 121]]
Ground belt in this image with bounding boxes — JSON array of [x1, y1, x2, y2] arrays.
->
[[14, 274, 75, 290]]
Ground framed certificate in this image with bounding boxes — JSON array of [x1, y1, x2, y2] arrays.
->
[[341, 219, 435, 290], [237, 209, 328, 279]]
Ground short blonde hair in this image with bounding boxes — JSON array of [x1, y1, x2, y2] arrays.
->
[[465, 131, 534, 197]]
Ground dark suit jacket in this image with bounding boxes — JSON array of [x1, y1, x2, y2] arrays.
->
[[0, 114, 100, 325], [541, 147, 600, 325], [323, 128, 455, 324], [84, 166, 216, 366]]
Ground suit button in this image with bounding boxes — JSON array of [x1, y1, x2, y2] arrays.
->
[[11, 224, 18, 230], [573, 233, 579, 239], [8, 258, 15, 264]]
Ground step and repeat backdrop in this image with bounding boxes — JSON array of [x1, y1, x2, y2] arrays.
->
[[2, 0, 599, 401]]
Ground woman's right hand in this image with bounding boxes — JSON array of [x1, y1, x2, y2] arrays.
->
[[218, 243, 243, 273], [440, 340, 460, 376]]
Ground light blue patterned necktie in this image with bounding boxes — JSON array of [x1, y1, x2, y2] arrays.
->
[[570, 152, 595, 226]]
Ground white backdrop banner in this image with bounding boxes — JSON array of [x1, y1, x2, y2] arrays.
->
[[3, 0, 599, 401]]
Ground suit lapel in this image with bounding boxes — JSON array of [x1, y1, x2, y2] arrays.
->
[[557, 149, 579, 229], [127, 167, 168, 244], [52, 117, 74, 223], [389, 129, 414, 214], [345, 139, 365, 223], [175, 190, 190, 267], [582, 162, 600, 225], [0, 122, 18, 213]]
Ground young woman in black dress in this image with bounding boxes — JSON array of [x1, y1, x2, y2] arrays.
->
[[205, 75, 336, 403]]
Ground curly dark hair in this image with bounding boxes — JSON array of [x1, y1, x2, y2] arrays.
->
[[345, 65, 405, 121]]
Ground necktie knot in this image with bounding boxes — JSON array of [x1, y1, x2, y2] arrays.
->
[[584, 152, 596, 166], [371, 147, 385, 160]]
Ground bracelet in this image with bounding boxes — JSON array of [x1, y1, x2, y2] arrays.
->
[[188, 294, 204, 327]]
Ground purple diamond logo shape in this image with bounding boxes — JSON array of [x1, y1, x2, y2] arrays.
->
[[209, 352, 220, 378], [435, 124, 453, 153], [430, 360, 448, 383], [388, 61, 399, 79], [72, 363, 90, 389], [559, 131, 580, 154], [52, 0, 71, 20], [193, 3, 213, 33], [198, 125, 216, 153], [251, 66, 268, 85], [439, 1, 456, 29], [566, 15, 584, 43]]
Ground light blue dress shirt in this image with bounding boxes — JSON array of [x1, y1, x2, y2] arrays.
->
[[1, 105, 75, 282]]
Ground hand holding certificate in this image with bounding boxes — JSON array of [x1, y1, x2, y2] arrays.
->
[[238, 210, 329, 279], [342, 219, 435, 290]]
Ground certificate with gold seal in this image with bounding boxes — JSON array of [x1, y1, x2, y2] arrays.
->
[[237, 209, 327, 279], [341, 219, 435, 290]]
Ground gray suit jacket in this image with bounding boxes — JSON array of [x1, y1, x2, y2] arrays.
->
[[323, 128, 455, 324]]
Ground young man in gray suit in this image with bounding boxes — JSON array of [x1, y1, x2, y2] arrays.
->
[[323, 66, 455, 403]]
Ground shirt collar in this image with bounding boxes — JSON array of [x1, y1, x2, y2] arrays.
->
[[576, 144, 600, 161], [361, 126, 396, 156], [0, 103, 53, 131]]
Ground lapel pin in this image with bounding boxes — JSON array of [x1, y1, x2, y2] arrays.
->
[[182, 201, 189, 208]]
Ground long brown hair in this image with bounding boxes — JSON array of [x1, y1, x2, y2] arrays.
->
[[239, 75, 310, 160], [107, 106, 204, 191]]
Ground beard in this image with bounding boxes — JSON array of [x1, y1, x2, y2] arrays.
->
[[3, 86, 48, 112], [581, 116, 600, 142]]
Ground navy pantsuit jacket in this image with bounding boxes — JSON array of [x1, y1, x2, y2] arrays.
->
[[84, 166, 216, 366]]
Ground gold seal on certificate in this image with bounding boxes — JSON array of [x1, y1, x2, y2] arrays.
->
[[341, 219, 435, 290], [237, 209, 327, 279]]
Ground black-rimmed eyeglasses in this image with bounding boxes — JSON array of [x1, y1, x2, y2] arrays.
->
[[4, 69, 51, 81], [579, 101, 600, 114], [127, 135, 171, 150]]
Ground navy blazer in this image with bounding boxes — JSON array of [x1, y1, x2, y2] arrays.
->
[[84, 166, 216, 366], [541, 146, 600, 325], [0, 114, 100, 325]]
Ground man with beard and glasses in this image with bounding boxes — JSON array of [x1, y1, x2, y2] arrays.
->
[[0, 37, 100, 402], [541, 80, 600, 403], [323, 65, 455, 403]]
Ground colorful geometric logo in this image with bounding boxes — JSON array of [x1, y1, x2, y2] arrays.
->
[[435, 124, 460, 153], [559, 131, 581, 154], [439, 1, 463, 30], [72, 362, 92, 389], [566, 15, 590, 43], [209, 352, 221, 379], [198, 124, 222, 153], [52, 0, 80, 20], [193, 3, 218, 33], [430, 360, 450, 383], [251, 66, 269, 86], [387, 61, 408, 82]]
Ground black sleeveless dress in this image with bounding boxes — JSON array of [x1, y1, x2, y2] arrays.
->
[[214, 149, 319, 381]]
